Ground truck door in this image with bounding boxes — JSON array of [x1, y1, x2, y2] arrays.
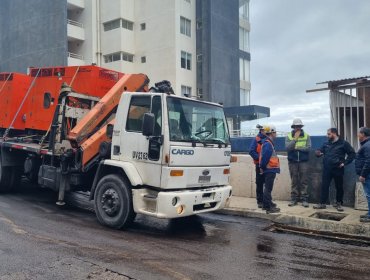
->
[[120, 95, 163, 187]]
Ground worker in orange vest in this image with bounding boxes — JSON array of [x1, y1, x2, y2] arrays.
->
[[259, 125, 280, 214], [249, 124, 266, 208]]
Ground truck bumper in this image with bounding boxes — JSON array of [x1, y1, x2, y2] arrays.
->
[[132, 185, 232, 219]]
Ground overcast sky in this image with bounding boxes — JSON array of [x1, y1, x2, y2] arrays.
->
[[244, 0, 370, 135]]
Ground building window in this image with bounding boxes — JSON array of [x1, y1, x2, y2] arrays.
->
[[103, 19, 121, 31], [239, 58, 250, 81], [140, 23, 146, 30], [196, 54, 203, 62], [104, 52, 134, 63], [181, 51, 192, 70], [239, 27, 249, 52], [196, 20, 202, 29], [141, 56, 146, 63], [240, 88, 250, 106], [181, 85, 192, 97], [180, 17, 191, 37], [104, 18, 133, 31], [122, 19, 134, 30], [239, 0, 249, 20], [122, 52, 134, 62], [104, 52, 121, 63]]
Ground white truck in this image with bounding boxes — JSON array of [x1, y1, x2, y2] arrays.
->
[[0, 67, 232, 229]]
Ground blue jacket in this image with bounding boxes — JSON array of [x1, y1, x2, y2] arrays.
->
[[355, 138, 370, 177], [249, 132, 266, 164], [318, 138, 355, 168], [259, 137, 280, 174]]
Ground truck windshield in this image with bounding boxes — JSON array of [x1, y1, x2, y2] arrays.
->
[[167, 97, 230, 144]]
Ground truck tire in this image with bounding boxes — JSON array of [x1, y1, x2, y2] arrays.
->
[[94, 174, 135, 229], [0, 157, 12, 192]]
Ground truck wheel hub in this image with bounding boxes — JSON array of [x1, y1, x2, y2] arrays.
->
[[101, 189, 120, 216]]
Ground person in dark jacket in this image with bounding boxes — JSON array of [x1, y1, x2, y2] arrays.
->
[[285, 118, 311, 207], [259, 125, 280, 214], [249, 124, 266, 208], [355, 127, 370, 222], [314, 128, 355, 211]]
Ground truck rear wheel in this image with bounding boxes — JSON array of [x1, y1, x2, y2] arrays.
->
[[94, 174, 135, 229]]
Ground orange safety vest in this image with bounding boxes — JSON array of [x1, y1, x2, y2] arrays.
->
[[253, 136, 262, 164], [259, 138, 280, 169]]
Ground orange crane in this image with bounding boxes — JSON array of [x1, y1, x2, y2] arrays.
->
[[61, 73, 150, 170]]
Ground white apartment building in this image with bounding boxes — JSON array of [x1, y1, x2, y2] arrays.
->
[[67, 0, 197, 99], [1, 0, 254, 113]]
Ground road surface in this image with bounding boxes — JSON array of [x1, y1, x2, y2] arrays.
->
[[0, 184, 369, 280]]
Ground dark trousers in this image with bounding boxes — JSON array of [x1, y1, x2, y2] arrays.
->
[[288, 161, 309, 201], [320, 167, 344, 204], [255, 165, 264, 204], [263, 172, 276, 209]]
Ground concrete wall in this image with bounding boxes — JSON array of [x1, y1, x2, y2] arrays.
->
[[230, 152, 357, 206], [0, 0, 68, 73]]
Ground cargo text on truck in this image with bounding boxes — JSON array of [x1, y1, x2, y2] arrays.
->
[[0, 65, 232, 229]]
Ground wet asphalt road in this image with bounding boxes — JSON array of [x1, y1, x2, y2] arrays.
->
[[0, 184, 369, 280]]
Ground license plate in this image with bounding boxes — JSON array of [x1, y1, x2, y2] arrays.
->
[[198, 175, 211, 183]]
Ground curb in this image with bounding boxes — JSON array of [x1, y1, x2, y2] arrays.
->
[[217, 207, 370, 239]]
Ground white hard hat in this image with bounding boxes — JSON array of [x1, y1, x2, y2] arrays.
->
[[291, 118, 304, 128], [263, 124, 277, 134]]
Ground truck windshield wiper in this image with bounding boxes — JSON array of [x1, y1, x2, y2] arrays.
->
[[205, 138, 229, 147]]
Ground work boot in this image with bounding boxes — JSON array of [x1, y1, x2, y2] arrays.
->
[[257, 203, 263, 209], [266, 207, 280, 214], [313, 204, 326, 209], [360, 216, 370, 223], [288, 200, 298, 207], [334, 202, 344, 212], [271, 202, 277, 208], [302, 201, 309, 208]]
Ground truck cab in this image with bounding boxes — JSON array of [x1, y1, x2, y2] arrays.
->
[[93, 92, 232, 228]]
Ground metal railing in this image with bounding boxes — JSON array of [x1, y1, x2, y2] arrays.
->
[[67, 19, 84, 28], [230, 129, 288, 138], [68, 52, 84, 60]]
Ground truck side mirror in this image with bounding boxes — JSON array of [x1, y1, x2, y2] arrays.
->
[[106, 124, 114, 139], [142, 113, 155, 136]]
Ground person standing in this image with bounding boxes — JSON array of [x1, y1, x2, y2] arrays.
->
[[259, 125, 280, 214], [355, 127, 370, 223], [285, 118, 311, 207], [249, 124, 266, 208], [314, 128, 355, 211]]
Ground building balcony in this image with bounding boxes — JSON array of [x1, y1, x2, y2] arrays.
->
[[67, 52, 85, 66], [67, 19, 85, 41], [67, 0, 84, 9]]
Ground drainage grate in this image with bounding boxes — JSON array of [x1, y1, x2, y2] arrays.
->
[[310, 211, 347, 221], [265, 223, 370, 246]]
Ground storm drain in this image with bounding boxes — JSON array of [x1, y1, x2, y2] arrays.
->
[[264, 223, 370, 246], [310, 211, 347, 221]]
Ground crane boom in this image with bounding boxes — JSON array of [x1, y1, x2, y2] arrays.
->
[[67, 73, 149, 147]]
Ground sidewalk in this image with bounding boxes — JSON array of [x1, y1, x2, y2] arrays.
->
[[219, 196, 370, 239]]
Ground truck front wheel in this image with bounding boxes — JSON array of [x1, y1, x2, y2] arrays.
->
[[94, 174, 135, 229]]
